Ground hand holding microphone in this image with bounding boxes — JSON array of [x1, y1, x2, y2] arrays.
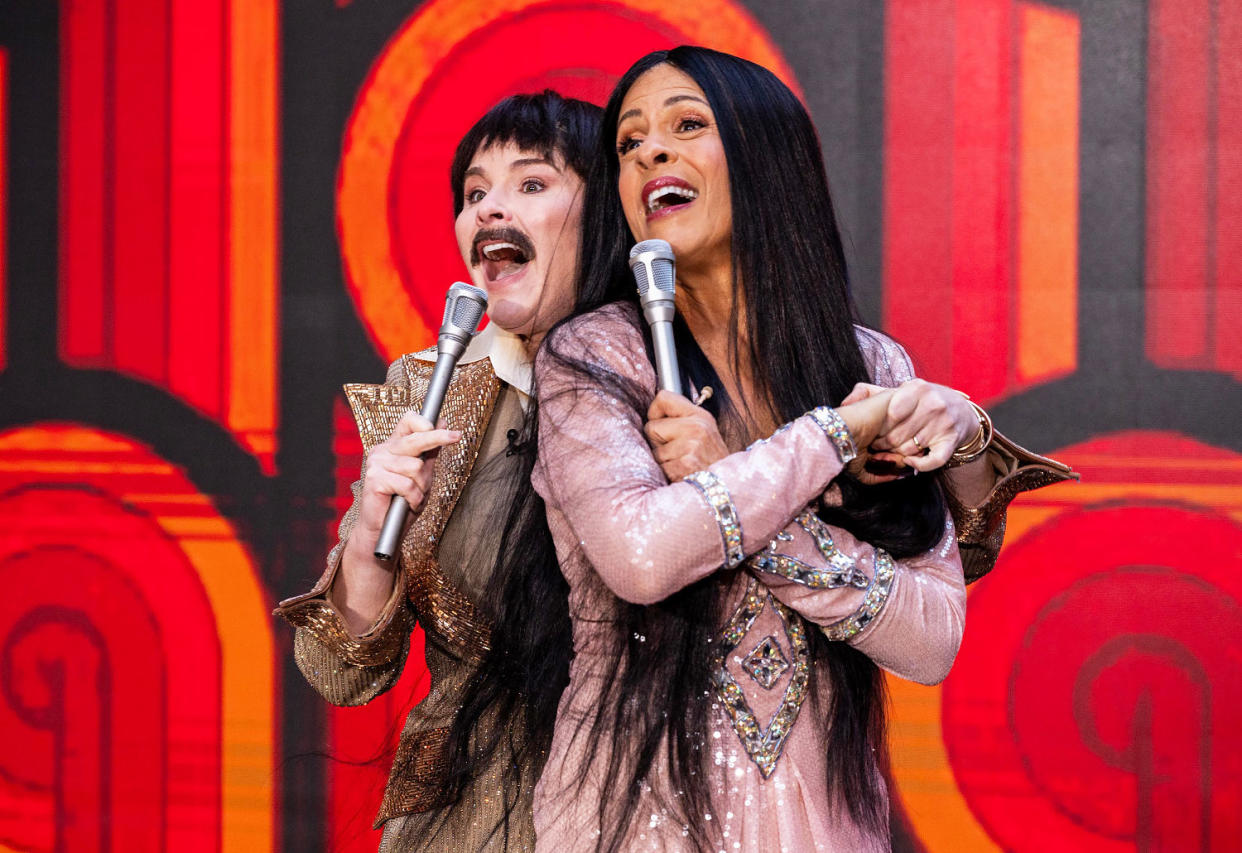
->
[[373, 282, 488, 560], [630, 240, 730, 481]]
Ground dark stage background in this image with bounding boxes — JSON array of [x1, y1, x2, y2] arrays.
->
[[1, 0, 1240, 850]]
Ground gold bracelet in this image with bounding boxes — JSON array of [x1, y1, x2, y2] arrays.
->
[[949, 401, 993, 465]]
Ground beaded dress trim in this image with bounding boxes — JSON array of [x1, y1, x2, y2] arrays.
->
[[751, 510, 870, 590], [821, 550, 896, 641], [806, 406, 857, 463], [684, 470, 746, 568], [715, 515, 899, 774], [713, 578, 810, 779]]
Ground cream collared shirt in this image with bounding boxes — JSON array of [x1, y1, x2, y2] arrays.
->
[[409, 321, 534, 405]]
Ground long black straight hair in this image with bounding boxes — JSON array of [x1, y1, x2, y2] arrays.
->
[[446, 47, 947, 852]]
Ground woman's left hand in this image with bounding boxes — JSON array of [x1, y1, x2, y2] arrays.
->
[[842, 379, 979, 473], [644, 390, 730, 483]]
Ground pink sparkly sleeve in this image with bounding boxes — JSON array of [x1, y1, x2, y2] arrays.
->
[[749, 330, 965, 684], [751, 512, 966, 685], [532, 305, 854, 606]]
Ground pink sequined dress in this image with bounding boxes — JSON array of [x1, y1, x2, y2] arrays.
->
[[530, 304, 966, 852]]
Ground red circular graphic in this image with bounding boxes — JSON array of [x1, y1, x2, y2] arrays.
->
[[337, 0, 797, 360], [943, 503, 1242, 851], [0, 424, 275, 851]]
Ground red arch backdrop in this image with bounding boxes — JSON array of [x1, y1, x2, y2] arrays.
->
[[0, 0, 1238, 850], [0, 425, 273, 852]]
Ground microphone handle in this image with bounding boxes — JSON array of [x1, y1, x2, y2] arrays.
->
[[650, 320, 683, 396], [417, 350, 457, 424], [373, 351, 458, 561], [640, 294, 682, 396]]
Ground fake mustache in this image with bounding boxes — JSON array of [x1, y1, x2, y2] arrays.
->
[[470, 226, 536, 266]]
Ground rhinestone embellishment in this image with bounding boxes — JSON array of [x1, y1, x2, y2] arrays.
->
[[751, 510, 871, 589], [684, 469, 745, 568], [714, 579, 810, 778], [806, 406, 857, 463], [742, 635, 789, 689], [822, 549, 896, 641]]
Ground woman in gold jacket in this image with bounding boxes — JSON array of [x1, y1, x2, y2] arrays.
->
[[277, 90, 601, 851]]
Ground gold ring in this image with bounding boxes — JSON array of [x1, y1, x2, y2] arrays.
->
[[912, 435, 923, 453]]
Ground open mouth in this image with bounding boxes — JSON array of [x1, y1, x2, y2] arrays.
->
[[471, 227, 535, 283], [643, 177, 699, 215]]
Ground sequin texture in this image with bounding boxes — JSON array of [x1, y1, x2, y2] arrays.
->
[[529, 307, 970, 852], [277, 356, 507, 829], [943, 432, 1077, 583]]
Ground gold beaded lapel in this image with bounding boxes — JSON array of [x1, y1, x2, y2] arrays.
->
[[343, 356, 502, 660]]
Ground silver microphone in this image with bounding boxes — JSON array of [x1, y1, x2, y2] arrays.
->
[[628, 239, 682, 395], [374, 282, 488, 561]]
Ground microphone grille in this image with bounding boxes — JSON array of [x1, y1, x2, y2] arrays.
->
[[451, 293, 485, 330], [651, 257, 675, 295], [444, 282, 488, 333], [632, 260, 653, 296], [629, 239, 676, 297]]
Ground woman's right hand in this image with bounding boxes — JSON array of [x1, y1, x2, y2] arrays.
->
[[354, 412, 462, 540], [644, 390, 730, 483], [335, 412, 461, 635]]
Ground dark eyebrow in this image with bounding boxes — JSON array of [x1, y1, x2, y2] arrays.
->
[[463, 156, 560, 181], [617, 94, 710, 127], [511, 156, 561, 172]]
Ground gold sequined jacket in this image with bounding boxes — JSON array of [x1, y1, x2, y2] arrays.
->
[[275, 340, 534, 851]]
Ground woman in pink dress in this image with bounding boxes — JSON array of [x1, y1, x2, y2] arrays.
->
[[519, 47, 983, 852], [446, 47, 987, 851]]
